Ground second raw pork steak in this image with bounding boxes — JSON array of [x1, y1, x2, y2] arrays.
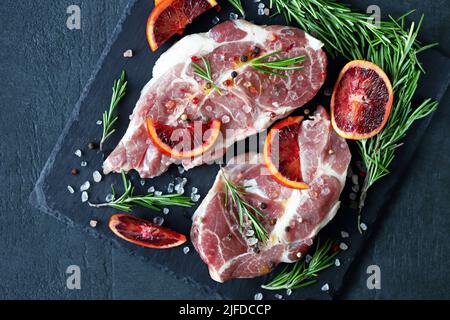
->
[[191, 107, 351, 282]]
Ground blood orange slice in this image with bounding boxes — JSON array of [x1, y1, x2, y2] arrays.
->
[[109, 214, 187, 249], [264, 116, 309, 190], [147, 0, 218, 51], [146, 118, 221, 159], [331, 60, 393, 140]]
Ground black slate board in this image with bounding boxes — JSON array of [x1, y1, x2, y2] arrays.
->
[[30, 0, 450, 300]]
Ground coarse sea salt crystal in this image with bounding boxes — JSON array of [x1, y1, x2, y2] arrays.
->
[[67, 185, 75, 194], [286, 289, 292, 296], [341, 231, 349, 238], [89, 220, 98, 228], [243, 105, 252, 113], [257, 8, 264, 16], [351, 174, 359, 185], [258, 2, 265, 9], [183, 246, 190, 254], [229, 12, 239, 20], [274, 294, 283, 300], [221, 115, 230, 124], [123, 49, 133, 58], [140, 180, 146, 186], [360, 223, 368, 231], [339, 242, 348, 251], [105, 193, 114, 202], [264, 8, 270, 15], [305, 254, 313, 263], [154, 190, 163, 196], [212, 16, 220, 25], [254, 293, 263, 300], [246, 229, 255, 237], [191, 187, 198, 194], [178, 166, 185, 174], [147, 186, 155, 193], [191, 194, 201, 202], [93, 171, 102, 183], [153, 216, 164, 226], [80, 181, 90, 192], [81, 191, 88, 203], [81, 161, 87, 167], [247, 237, 258, 246], [96, 120, 102, 125], [321, 283, 330, 292], [177, 187, 185, 195], [167, 183, 174, 193], [74, 149, 82, 157], [352, 184, 360, 193], [335, 258, 341, 267], [163, 208, 169, 215]]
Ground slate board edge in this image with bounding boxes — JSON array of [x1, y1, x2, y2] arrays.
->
[[28, 0, 450, 300]]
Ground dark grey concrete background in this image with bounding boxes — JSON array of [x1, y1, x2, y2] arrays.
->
[[0, 0, 448, 299]]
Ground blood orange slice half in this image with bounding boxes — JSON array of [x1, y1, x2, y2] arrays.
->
[[264, 116, 309, 190], [331, 60, 393, 140], [109, 214, 187, 249], [146, 118, 221, 159], [147, 0, 218, 51]]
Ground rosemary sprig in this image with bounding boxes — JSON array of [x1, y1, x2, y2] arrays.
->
[[89, 171, 193, 212], [250, 50, 305, 78], [227, 0, 245, 17], [270, 0, 438, 229], [262, 239, 338, 290], [221, 170, 268, 242], [192, 57, 222, 95], [100, 70, 127, 150]]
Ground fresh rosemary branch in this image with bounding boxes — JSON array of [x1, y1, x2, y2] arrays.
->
[[89, 171, 193, 212], [221, 170, 268, 242], [100, 70, 127, 150], [192, 57, 222, 95], [262, 239, 338, 290], [227, 0, 245, 17], [250, 50, 305, 77], [270, 0, 438, 225]]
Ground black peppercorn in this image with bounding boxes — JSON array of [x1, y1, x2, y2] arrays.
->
[[240, 55, 248, 62], [88, 142, 98, 150], [260, 202, 267, 209], [231, 71, 238, 78], [253, 46, 261, 54]]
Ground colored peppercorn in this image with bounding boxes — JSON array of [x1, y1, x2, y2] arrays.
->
[[231, 71, 238, 78], [240, 55, 248, 62]]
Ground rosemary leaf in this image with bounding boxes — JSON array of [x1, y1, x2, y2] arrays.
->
[[262, 239, 338, 290], [221, 169, 268, 243], [250, 50, 305, 78], [89, 171, 193, 212], [100, 70, 127, 150], [227, 0, 245, 17], [192, 57, 222, 95]]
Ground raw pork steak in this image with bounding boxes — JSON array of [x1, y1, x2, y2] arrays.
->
[[103, 20, 327, 178], [191, 107, 351, 282]]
